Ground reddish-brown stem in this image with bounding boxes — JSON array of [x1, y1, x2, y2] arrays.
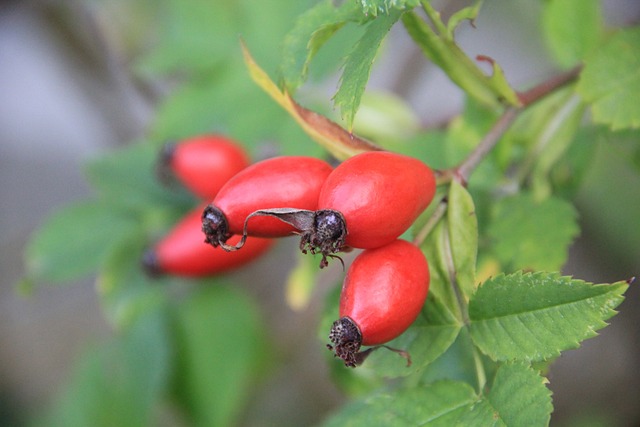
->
[[455, 108, 519, 185], [516, 65, 583, 107], [446, 65, 583, 185], [412, 196, 448, 246]]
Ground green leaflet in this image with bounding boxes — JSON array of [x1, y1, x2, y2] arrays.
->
[[24, 200, 138, 285], [322, 381, 480, 427], [416, 181, 479, 316], [447, 180, 479, 301], [486, 193, 579, 272], [323, 364, 552, 426], [334, 10, 403, 130], [542, 0, 603, 69], [279, 0, 365, 92], [485, 363, 552, 427], [577, 27, 640, 130], [357, 0, 420, 17], [362, 292, 462, 378], [469, 272, 629, 362]]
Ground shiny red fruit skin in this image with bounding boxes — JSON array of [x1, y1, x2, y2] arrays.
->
[[318, 151, 436, 249], [169, 135, 250, 199], [339, 239, 430, 346], [213, 156, 333, 237], [152, 208, 273, 277]]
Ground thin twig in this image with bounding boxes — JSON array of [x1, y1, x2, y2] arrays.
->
[[516, 65, 583, 107], [412, 196, 448, 247], [455, 107, 520, 184], [441, 65, 583, 186]]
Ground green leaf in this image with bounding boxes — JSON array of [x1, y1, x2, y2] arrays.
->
[[24, 201, 138, 284], [401, 6, 520, 108], [357, 0, 420, 17], [431, 363, 551, 426], [420, 219, 464, 324], [413, 181, 478, 325], [327, 365, 547, 426], [542, 0, 603, 68], [484, 363, 552, 427], [171, 284, 269, 427], [447, 180, 478, 301], [41, 310, 171, 427], [322, 381, 479, 427], [279, 0, 364, 91], [333, 10, 402, 130], [487, 193, 579, 272], [451, 399, 503, 427], [577, 27, 640, 130], [469, 272, 629, 362], [362, 292, 462, 377]]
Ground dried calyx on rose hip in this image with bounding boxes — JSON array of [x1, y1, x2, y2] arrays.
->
[[228, 207, 347, 268], [327, 239, 430, 367], [326, 317, 412, 367], [157, 134, 249, 200], [236, 151, 436, 267], [200, 156, 333, 250]]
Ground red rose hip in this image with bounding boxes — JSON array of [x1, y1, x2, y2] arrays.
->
[[202, 156, 333, 248], [316, 151, 436, 248], [328, 239, 430, 367], [159, 134, 250, 199], [143, 207, 273, 277]]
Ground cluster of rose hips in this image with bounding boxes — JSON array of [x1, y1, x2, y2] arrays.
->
[[143, 134, 437, 367]]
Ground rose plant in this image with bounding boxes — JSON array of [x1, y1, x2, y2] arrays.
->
[[19, 1, 638, 426]]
